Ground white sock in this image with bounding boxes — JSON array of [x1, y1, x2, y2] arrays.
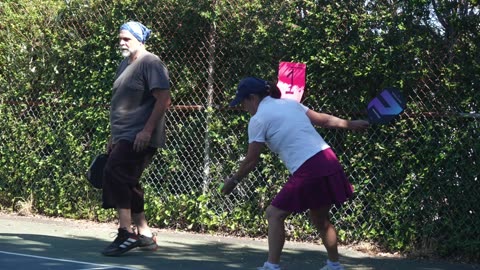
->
[[140, 231, 153, 237], [327, 259, 343, 270], [264, 261, 280, 269]]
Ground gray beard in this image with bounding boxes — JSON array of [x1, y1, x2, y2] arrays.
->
[[121, 49, 131, 58]]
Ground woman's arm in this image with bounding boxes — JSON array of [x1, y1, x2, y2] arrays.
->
[[221, 142, 264, 194], [306, 109, 369, 130]]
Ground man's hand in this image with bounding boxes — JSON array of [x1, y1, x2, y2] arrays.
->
[[133, 130, 151, 152]]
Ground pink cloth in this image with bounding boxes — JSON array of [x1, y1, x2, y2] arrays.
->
[[271, 148, 354, 213]]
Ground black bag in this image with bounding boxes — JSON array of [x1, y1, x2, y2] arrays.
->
[[86, 154, 108, 189]]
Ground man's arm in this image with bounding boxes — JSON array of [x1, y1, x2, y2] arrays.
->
[[133, 89, 171, 152]]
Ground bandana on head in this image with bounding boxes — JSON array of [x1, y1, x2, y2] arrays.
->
[[120, 21, 151, 43]]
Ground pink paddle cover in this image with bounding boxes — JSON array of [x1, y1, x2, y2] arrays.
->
[[277, 62, 306, 102]]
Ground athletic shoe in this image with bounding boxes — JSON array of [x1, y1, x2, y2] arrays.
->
[[320, 264, 345, 270], [257, 262, 281, 270], [257, 266, 281, 270], [137, 233, 158, 251], [101, 228, 140, 256]]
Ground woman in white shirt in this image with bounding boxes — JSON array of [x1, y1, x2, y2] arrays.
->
[[222, 77, 369, 270]]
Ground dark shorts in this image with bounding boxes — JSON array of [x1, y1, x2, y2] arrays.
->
[[271, 148, 354, 213], [102, 140, 156, 213]]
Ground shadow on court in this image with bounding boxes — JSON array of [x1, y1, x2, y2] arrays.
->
[[0, 214, 478, 270]]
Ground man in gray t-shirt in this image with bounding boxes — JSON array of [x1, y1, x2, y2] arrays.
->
[[110, 50, 169, 148], [101, 21, 171, 257]]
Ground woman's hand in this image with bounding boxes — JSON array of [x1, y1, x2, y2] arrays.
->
[[221, 176, 239, 195], [348, 120, 370, 131]]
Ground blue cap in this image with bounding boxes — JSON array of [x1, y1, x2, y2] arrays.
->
[[229, 77, 268, 106]]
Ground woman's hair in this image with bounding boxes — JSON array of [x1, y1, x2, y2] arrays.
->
[[266, 81, 282, 99], [245, 79, 282, 101]]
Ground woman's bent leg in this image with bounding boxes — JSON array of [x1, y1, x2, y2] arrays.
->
[[309, 206, 340, 262], [265, 205, 291, 264]]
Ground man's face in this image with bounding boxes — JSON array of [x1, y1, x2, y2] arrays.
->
[[118, 30, 142, 58]]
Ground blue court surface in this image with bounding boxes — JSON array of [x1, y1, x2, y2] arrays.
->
[[1, 213, 478, 270]]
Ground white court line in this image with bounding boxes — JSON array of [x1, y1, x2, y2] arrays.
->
[[0, 250, 137, 270]]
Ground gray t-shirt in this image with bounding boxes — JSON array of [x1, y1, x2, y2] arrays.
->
[[110, 51, 170, 148]]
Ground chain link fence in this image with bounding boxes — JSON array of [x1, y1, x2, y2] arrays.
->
[[1, 0, 479, 260]]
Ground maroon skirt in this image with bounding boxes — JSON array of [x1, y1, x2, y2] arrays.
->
[[271, 148, 354, 213]]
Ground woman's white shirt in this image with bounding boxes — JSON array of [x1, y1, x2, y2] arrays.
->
[[248, 97, 330, 173]]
